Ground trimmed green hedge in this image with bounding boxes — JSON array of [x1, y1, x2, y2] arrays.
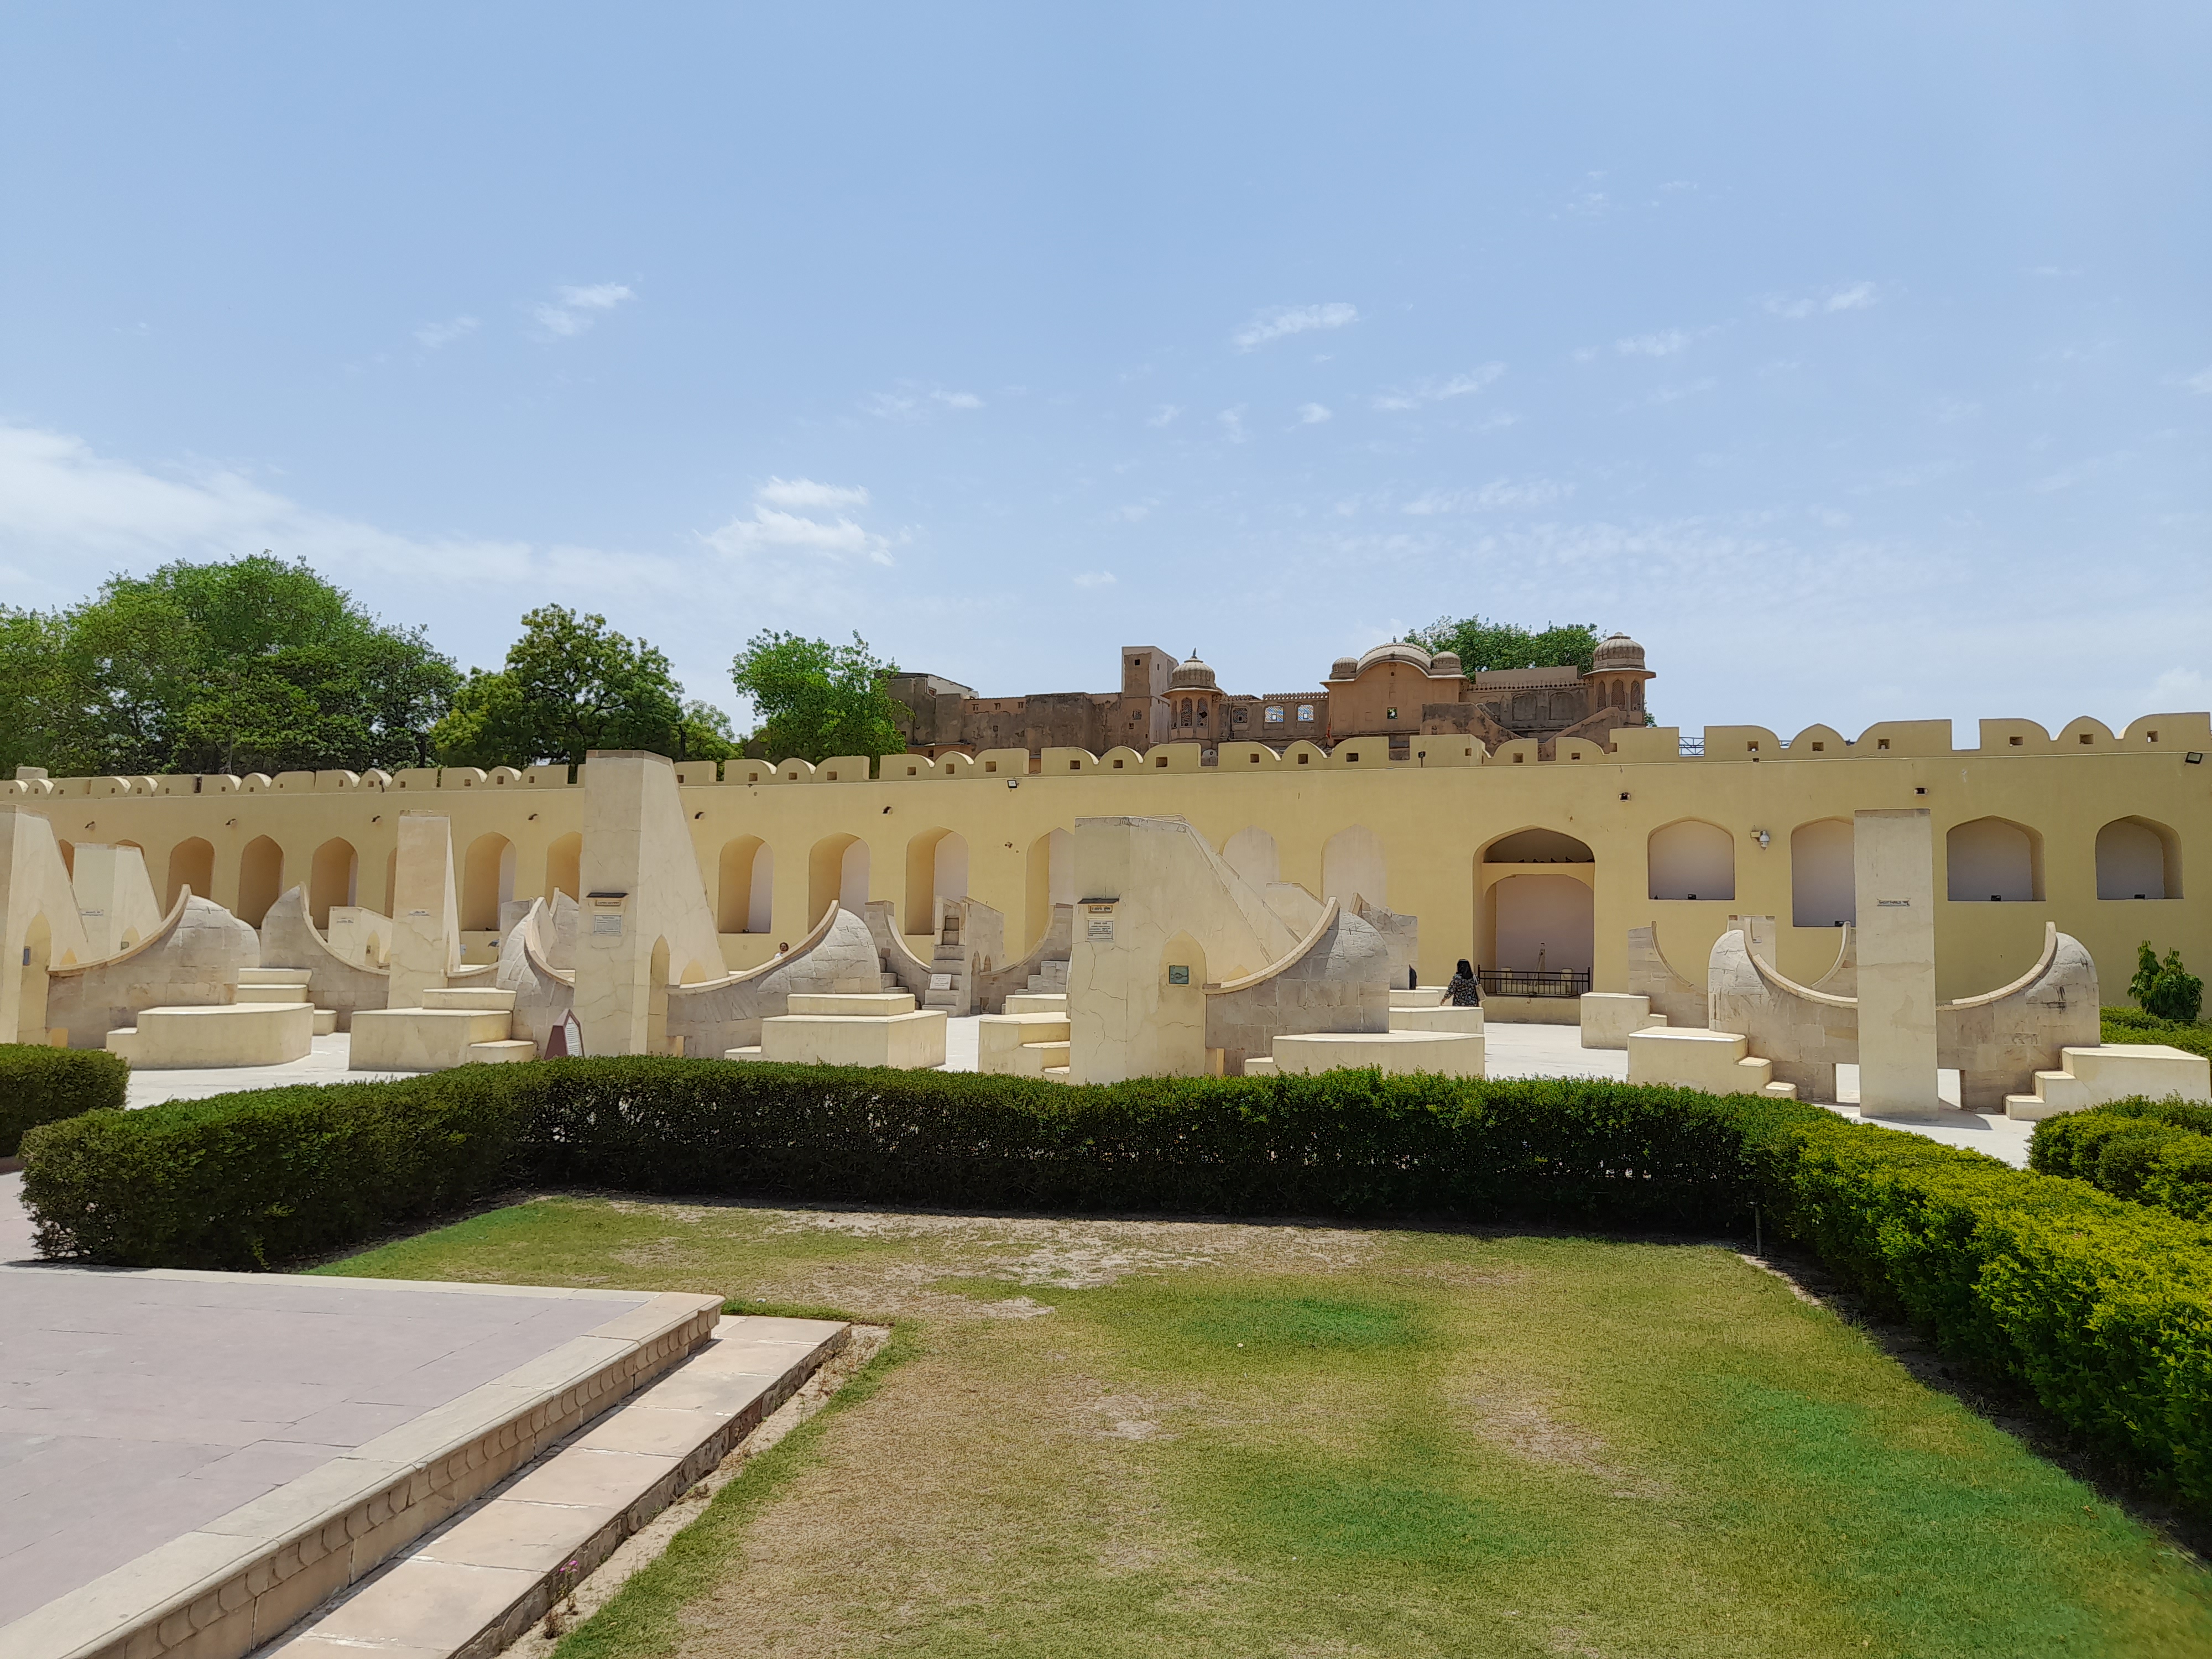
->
[[0, 1045, 127, 1157], [2102, 1005, 2212, 1062], [2033, 1099, 2212, 1222], [19, 1058, 2212, 1514]]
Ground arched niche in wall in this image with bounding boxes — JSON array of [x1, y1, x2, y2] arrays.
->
[[1647, 820, 1735, 902], [166, 837, 215, 909], [2095, 816, 2181, 900], [1790, 818, 1854, 927], [903, 828, 968, 936], [717, 836, 771, 932], [1946, 816, 2042, 902], [1491, 874, 1595, 973], [461, 833, 515, 932], [309, 837, 359, 928], [1025, 828, 1073, 951], [237, 836, 284, 926], [545, 832, 582, 905], [808, 833, 869, 927]]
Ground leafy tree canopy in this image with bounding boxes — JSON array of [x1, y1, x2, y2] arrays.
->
[[0, 554, 459, 778], [731, 630, 906, 766], [1407, 614, 1603, 675], [432, 606, 735, 776]]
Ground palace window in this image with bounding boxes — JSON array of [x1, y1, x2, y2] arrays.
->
[[1265, 706, 1285, 723]]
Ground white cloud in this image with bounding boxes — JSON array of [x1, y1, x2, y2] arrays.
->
[[1767, 281, 1877, 320], [1617, 330, 1689, 357], [2174, 365, 2212, 395], [705, 479, 893, 566], [1370, 364, 1503, 411], [414, 316, 478, 349], [1217, 406, 1248, 443], [1112, 500, 1154, 523], [529, 281, 635, 338], [864, 385, 985, 420], [755, 477, 869, 510], [1297, 403, 1332, 425], [1146, 404, 1182, 427], [1233, 302, 1359, 351], [0, 421, 629, 608], [1400, 478, 1571, 514], [1071, 570, 1117, 588]]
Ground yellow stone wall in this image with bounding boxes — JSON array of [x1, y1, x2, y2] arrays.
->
[[11, 710, 2206, 1004]]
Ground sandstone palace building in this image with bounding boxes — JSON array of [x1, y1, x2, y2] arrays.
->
[[884, 634, 1656, 761]]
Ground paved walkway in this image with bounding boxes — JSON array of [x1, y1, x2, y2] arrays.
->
[[0, 1259, 653, 1630]]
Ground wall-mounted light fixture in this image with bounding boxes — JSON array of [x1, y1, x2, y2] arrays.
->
[[1754, 828, 1771, 849], [1006, 779, 1019, 789]]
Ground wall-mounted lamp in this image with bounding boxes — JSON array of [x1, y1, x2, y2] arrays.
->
[[85, 821, 95, 831], [526, 812, 536, 821], [225, 818, 237, 828], [1754, 828, 1771, 849], [371, 815, 381, 823], [2188, 753, 2203, 764], [693, 811, 703, 820], [881, 804, 893, 814], [1006, 779, 1019, 789]]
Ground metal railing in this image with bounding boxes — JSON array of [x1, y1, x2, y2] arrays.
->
[[1477, 968, 1592, 999], [1677, 735, 1704, 757]]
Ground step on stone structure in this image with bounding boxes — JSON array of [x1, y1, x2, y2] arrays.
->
[[2004, 1044, 2212, 1119], [0, 1272, 744, 1659], [727, 990, 948, 1068]]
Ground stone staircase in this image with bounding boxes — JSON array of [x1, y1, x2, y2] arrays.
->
[[978, 993, 1069, 1078], [235, 967, 338, 1035], [924, 914, 969, 1013], [2004, 1044, 2212, 1120], [1025, 959, 1070, 995]]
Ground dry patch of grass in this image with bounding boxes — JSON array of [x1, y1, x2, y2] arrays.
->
[[325, 1198, 2212, 1658]]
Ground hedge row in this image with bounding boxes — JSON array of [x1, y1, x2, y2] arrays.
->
[[2103, 1005, 2212, 1062], [19, 1058, 2212, 1512], [2032, 1099, 2212, 1222], [0, 1045, 127, 1157]]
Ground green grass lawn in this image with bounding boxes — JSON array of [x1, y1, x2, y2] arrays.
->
[[324, 1198, 2212, 1658]]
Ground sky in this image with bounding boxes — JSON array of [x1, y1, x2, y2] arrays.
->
[[1, 3, 2206, 743]]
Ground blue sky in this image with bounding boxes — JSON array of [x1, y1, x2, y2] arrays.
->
[[1, 3, 2205, 741]]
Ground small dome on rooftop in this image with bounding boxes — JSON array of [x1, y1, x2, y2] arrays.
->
[[1592, 632, 1647, 673], [1170, 650, 1218, 690]]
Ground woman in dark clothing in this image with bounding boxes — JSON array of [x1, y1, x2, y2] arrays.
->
[[1446, 958, 1480, 1006]]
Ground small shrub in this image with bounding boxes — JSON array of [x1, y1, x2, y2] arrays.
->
[[2131, 942, 2205, 1026], [0, 1045, 128, 1157]]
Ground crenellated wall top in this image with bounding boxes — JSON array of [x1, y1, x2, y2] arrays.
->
[[2, 709, 2203, 799]]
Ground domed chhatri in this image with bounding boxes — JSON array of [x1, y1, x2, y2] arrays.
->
[[1170, 651, 1218, 691], [1592, 632, 1646, 673]]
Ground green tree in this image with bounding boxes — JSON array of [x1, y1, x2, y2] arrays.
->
[[0, 555, 458, 778], [1407, 614, 1603, 674], [731, 630, 906, 766], [431, 606, 735, 777]]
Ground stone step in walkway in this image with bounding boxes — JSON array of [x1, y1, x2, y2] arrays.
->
[[263, 1314, 847, 1659]]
